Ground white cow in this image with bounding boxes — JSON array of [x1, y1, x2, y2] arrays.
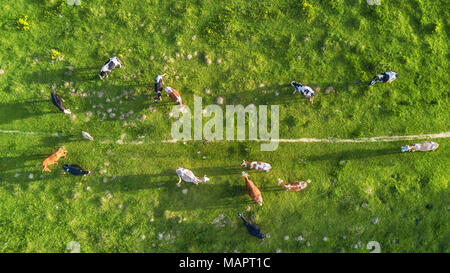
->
[[291, 81, 315, 104], [369, 71, 398, 86], [176, 168, 210, 186], [401, 141, 439, 152], [99, 56, 122, 79]]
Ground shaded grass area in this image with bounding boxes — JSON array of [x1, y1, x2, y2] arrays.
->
[[0, 0, 448, 252]]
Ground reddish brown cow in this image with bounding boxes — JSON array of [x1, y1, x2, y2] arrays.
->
[[242, 172, 263, 206]]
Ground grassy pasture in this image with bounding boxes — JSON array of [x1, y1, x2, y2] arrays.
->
[[0, 0, 448, 252]]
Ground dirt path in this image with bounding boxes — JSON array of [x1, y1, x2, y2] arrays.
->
[[163, 132, 450, 143], [1, 130, 449, 144]]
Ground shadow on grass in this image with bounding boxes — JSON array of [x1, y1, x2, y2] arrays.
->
[[87, 171, 252, 212], [39, 134, 80, 147], [0, 101, 53, 125], [24, 66, 100, 86], [307, 147, 400, 162], [220, 80, 367, 107], [0, 154, 46, 173], [189, 166, 243, 177]]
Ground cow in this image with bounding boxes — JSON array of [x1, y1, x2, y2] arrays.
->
[[291, 81, 315, 104], [176, 167, 209, 186], [401, 141, 439, 152], [51, 92, 71, 114], [165, 87, 183, 106], [81, 131, 94, 141], [277, 178, 311, 192], [241, 160, 272, 172], [42, 147, 67, 172], [99, 56, 122, 79], [62, 164, 93, 176], [238, 212, 265, 240], [154, 74, 164, 103], [369, 71, 398, 86], [242, 172, 263, 206]]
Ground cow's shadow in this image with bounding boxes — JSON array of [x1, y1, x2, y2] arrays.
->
[[307, 147, 401, 162], [23, 66, 100, 86], [0, 101, 53, 125], [0, 154, 46, 173], [219, 80, 367, 107], [87, 171, 251, 213]]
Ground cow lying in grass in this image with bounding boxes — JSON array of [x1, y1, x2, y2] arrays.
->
[[241, 160, 272, 172], [291, 81, 315, 104], [277, 178, 311, 192], [99, 56, 122, 79], [165, 87, 183, 106], [176, 167, 209, 186], [42, 147, 67, 172], [369, 71, 398, 86], [401, 141, 439, 152], [242, 172, 263, 206]]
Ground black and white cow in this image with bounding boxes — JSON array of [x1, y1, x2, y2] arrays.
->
[[62, 164, 93, 176], [99, 56, 122, 79], [154, 74, 164, 103], [369, 71, 398, 86], [51, 92, 71, 114], [291, 81, 315, 104]]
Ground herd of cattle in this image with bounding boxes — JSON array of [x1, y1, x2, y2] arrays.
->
[[41, 56, 439, 240]]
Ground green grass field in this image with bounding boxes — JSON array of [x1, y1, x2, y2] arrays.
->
[[0, 0, 448, 252]]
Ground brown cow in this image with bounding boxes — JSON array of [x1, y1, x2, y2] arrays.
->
[[42, 147, 67, 172], [242, 171, 263, 206], [165, 87, 183, 106]]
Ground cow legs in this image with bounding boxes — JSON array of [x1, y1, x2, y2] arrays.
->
[[177, 177, 182, 187]]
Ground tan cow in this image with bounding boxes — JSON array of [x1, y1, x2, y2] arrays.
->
[[242, 172, 263, 206], [42, 147, 67, 172]]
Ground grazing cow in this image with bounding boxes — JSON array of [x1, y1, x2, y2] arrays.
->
[[291, 81, 315, 104], [154, 74, 164, 103], [62, 164, 93, 176], [238, 212, 265, 240], [369, 71, 398, 86], [99, 56, 122, 79], [51, 92, 71, 114], [42, 147, 67, 172], [401, 141, 439, 152], [81, 131, 94, 141], [242, 172, 263, 206], [277, 178, 311, 192], [165, 87, 183, 106], [241, 160, 272, 172], [176, 167, 209, 186]]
